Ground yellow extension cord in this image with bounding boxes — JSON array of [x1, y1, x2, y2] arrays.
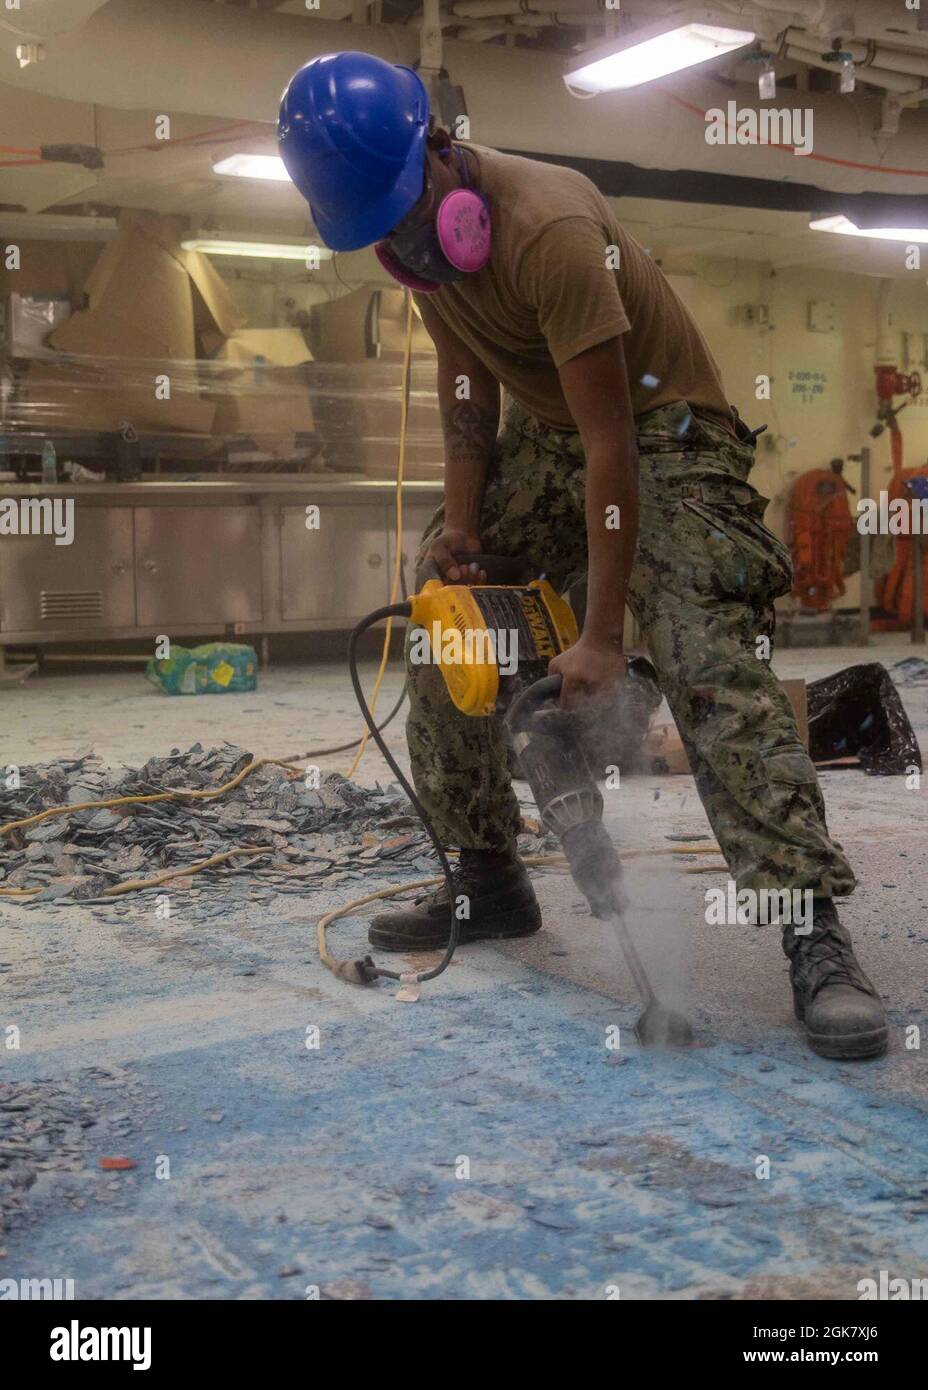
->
[[344, 290, 413, 780]]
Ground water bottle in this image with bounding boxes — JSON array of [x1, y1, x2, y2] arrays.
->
[[41, 439, 58, 485]]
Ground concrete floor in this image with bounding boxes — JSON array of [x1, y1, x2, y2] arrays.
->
[[1, 635, 927, 1299]]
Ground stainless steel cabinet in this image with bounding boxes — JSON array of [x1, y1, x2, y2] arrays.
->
[[0, 484, 443, 645], [279, 501, 389, 621], [134, 506, 262, 627], [0, 506, 135, 632]]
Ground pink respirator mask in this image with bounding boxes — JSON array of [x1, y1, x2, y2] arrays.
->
[[375, 147, 491, 293]]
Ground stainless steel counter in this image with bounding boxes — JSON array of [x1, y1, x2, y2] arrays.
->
[[0, 475, 443, 649], [0, 474, 442, 497]]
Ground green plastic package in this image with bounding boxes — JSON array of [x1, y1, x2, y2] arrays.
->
[[145, 642, 258, 696]]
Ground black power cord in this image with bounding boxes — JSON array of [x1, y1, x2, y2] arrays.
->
[[347, 603, 461, 984], [300, 558, 411, 759]]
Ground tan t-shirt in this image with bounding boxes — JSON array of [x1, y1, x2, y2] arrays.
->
[[416, 144, 732, 432]]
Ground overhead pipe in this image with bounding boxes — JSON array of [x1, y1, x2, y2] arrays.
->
[[420, 0, 444, 75], [718, 0, 926, 42], [463, 24, 511, 40], [458, 13, 567, 28], [815, 0, 928, 46], [450, 0, 608, 16], [508, 13, 572, 24], [445, 0, 687, 16], [782, 30, 928, 81], [773, 41, 924, 94], [444, 9, 577, 25], [741, 0, 826, 18], [489, 13, 578, 25]]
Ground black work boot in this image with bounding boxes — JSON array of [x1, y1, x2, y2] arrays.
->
[[368, 848, 541, 952], [783, 900, 888, 1059]]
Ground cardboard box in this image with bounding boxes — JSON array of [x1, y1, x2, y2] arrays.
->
[[1, 212, 250, 439], [645, 678, 809, 775], [212, 328, 313, 369], [207, 331, 316, 459], [312, 287, 435, 362], [311, 286, 371, 362], [374, 289, 435, 359], [49, 210, 246, 363]]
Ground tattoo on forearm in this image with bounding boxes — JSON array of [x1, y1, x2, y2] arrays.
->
[[444, 401, 498, 465]]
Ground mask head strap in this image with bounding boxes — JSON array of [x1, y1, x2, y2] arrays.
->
[[454, 145, 469, 186]]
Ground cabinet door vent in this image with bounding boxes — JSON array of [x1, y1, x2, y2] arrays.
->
[[40, 590, 104, 622]]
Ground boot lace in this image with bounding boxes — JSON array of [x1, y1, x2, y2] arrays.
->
[[794, 921, 873, 998], [414, 851, 507, 910]]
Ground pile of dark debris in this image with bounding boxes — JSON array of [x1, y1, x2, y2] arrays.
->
[[0, 743, 554, 919]]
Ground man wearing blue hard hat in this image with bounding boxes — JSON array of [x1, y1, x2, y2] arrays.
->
[[279, 51, 886, 1059]]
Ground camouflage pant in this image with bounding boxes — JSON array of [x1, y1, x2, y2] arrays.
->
[[406, 398, 856, 897]]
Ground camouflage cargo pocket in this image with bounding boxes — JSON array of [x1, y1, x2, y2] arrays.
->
[[679, 496, 794, 603]]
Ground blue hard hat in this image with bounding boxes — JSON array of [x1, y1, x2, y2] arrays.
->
[[278, 51, 431, 252]]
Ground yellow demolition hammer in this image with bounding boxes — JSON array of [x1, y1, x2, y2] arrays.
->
[[348, 553, 693, 1045]]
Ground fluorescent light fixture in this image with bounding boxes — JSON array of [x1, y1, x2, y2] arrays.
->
[[212, 153, 290, 182], [810, 214, 928, 244], [181, 236, 333, 260], [565, 20, 755, 94], [0, 212, 117, 243]]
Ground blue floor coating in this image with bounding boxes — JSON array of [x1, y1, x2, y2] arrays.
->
[[8, 962, 928, 1300]]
